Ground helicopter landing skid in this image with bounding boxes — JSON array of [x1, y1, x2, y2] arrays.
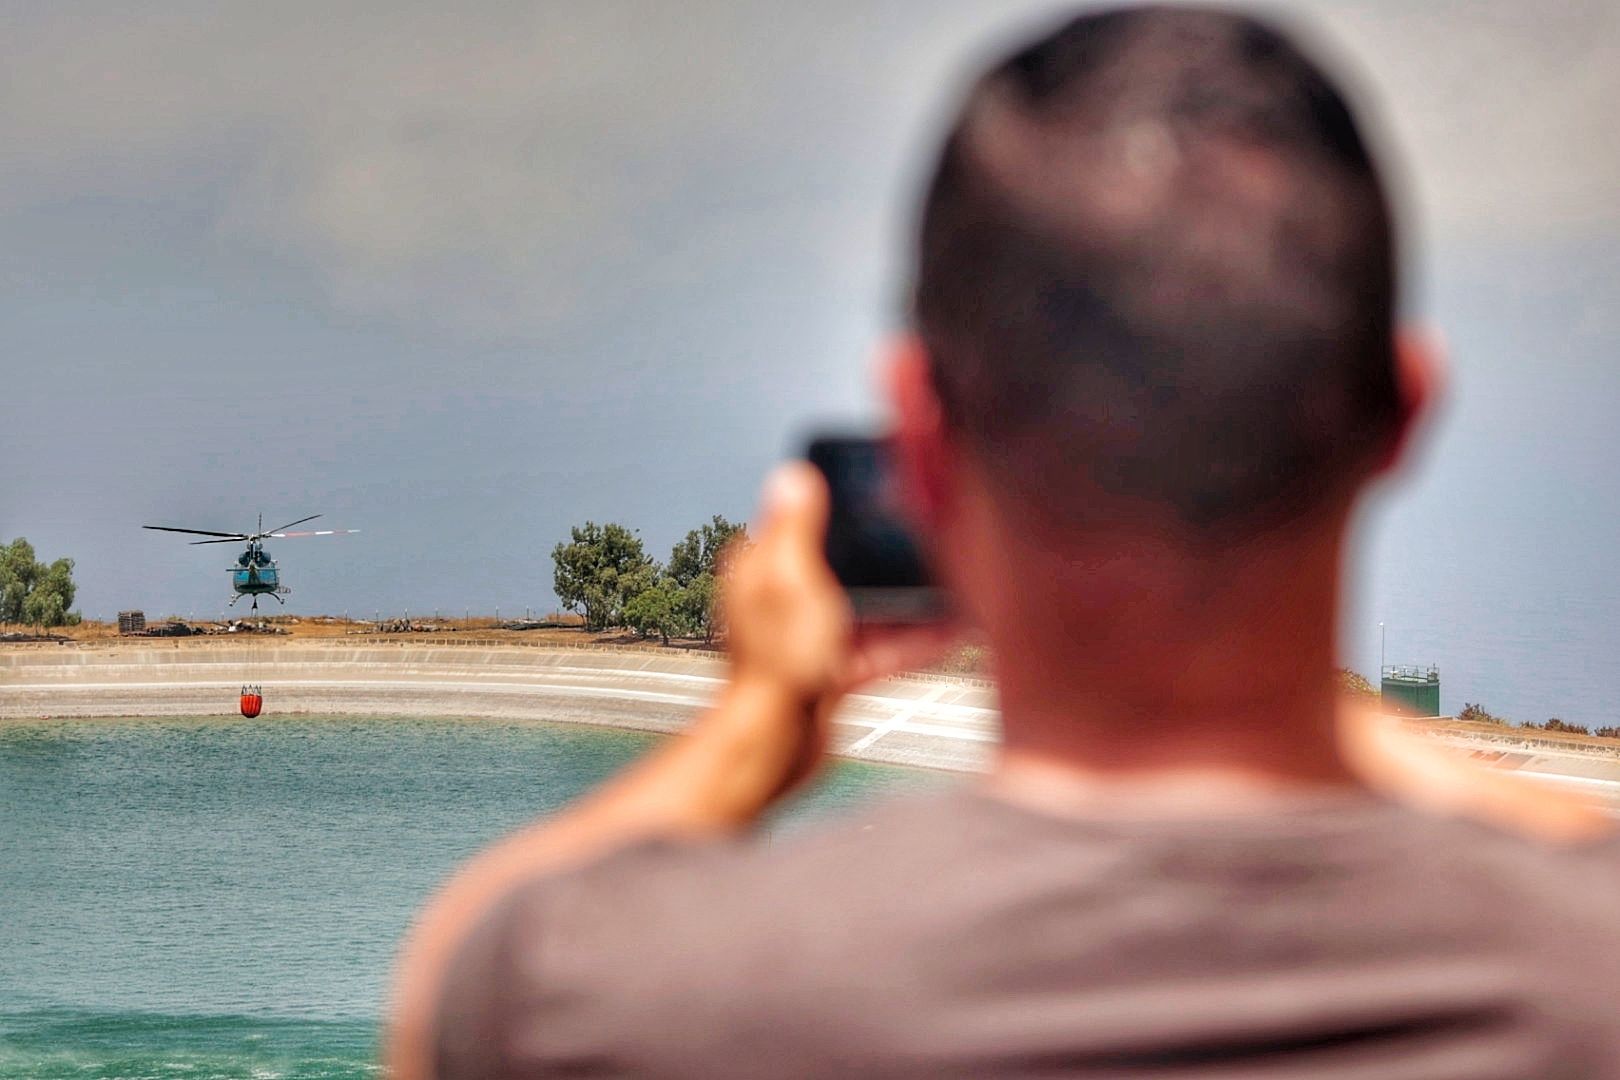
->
[[229, 592, 285, 611]]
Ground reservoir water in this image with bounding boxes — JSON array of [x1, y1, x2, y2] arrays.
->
[[0, 715, 946, 1079]]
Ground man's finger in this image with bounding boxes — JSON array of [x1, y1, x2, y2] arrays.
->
[[754, 462, 829, 545]]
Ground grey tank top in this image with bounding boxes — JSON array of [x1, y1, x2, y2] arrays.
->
[[436, 785, 1620, 1078]]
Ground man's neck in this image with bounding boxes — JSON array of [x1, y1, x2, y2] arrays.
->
[[988, 694, 1353, 821], [978, 513, 1357, 810]]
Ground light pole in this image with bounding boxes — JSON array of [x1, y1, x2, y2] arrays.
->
[[1379, 622, 1386, 678]]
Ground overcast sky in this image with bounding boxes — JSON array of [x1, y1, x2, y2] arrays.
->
[[3, 1, 1617, 717]]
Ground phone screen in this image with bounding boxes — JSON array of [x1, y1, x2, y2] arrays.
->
[[806, 436, 947, 620]]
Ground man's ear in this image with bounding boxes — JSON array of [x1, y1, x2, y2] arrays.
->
[[881, 334, 953, 532], [1374, 326, 1446, 477]]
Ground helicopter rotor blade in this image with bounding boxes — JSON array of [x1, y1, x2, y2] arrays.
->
[[144, 525, 248, 539], [267, 529, 361, 539], [190, 537, 251, 545], [264, 514, 322, 537]]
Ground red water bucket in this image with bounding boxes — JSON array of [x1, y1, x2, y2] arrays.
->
[[240, 690, 263, 718]]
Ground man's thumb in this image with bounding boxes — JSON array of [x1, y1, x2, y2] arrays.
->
[[757, 462, 830, 544]]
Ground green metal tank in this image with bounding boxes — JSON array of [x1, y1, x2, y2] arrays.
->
[[1381, 666, 1441, 717]]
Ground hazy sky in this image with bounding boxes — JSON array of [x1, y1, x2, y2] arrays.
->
[[3, 2, 1617, 718]]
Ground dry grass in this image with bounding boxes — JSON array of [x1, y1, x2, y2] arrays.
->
[[13, 614, 987, 669], [1425, 716, 1620, 749], [922, 641, 992, 677]]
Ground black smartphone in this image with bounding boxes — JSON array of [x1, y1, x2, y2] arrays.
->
[[805, 435, 949, 622]]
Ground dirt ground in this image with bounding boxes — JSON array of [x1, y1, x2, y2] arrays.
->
[[12, 614, 697, 648], [3, 615, 994, 675]]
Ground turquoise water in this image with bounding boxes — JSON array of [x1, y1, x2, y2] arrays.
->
[[0, 716, 945, 1079]]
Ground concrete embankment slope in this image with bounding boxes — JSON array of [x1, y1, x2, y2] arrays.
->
[[1416, 722, 1620, 810], [0, 641, 999, 772], [8, 641, 1620, 803]]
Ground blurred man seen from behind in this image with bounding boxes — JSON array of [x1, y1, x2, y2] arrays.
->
[[391, 7, 1620, 1077]]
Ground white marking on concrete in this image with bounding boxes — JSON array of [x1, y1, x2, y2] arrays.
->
[[846, 684, 953, 752]]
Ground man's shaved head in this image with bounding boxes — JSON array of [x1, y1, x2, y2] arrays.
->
[[913, 5, 1400, 533]]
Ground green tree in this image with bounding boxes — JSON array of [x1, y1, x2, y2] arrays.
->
[[22, 587, 66, 628], [551, 522, 656, 631], [669, 515, 747, 586], [1, 538, 39, 621], [679, 571, 717, 643], [669, 516, 747, 643], [623, 576, 692, 646], [0, 540, 79, 627]]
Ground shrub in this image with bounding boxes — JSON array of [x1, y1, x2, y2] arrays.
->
[[1458, 703, 1508, 726], [1339, 669, 1377, 699]]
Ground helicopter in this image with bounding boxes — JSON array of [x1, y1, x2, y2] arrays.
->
[[143, 513, 359, 610]]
